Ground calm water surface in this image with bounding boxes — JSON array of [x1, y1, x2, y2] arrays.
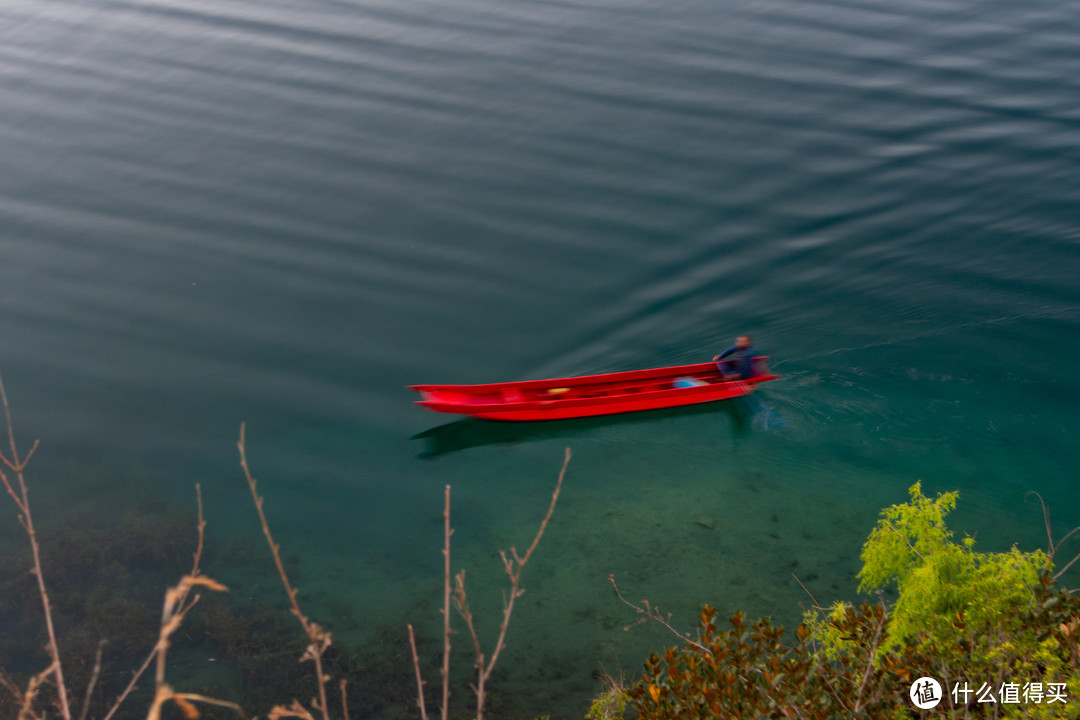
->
[[2, 0, 1079, 716]]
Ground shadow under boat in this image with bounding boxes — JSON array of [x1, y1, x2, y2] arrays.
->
[[412, 394, 777, 459]]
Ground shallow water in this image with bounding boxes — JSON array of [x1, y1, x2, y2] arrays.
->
[[1, 0, 1079, 716]]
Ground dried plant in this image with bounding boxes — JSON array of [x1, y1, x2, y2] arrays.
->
[[93, 484, 240, 720], [0, 372, 240, 720], [0, 372, 71, 720], [607, 575, 710, 654], [1, 380, 569, 720], [1028, 491, 1080, 584], [408, 447, 570, 720], [406, 485, 453, 720], [238, 422, 339, 720], [143, 485, 240, 720]]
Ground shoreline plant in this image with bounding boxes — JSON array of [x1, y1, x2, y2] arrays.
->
[[0, 374, 240, 720], [619, 482, 1080, 719], [0, 374, 573, 719], [5, 369, 1080, 719], [407, 449, 570, 720]]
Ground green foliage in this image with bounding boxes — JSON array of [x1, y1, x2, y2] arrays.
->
[[856, 482, 1048, 658], [586, 673, 628, 720], [857, 481, 959, 592], [630, 483, 1080, 719]]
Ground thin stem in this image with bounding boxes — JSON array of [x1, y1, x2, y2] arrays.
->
[[609, 574, 710, 655], [453, 570, 484, 663], [191, 483, 206, 575], [792, 573, 824, 612], [77, 639, 107, 720], [1053, 551, 1080, 582], [407, 625, 429, 720], [239, 423, 331, 720], [441, 485, 452, 720], [101, 645, 156, 720], [471, 448, 570, 720], [852, 595, 887, 712], [339, 679, 350, 720], [144, 484, 228, 720], [0, 373, 71, 720], [1028, 491, 1054, 558]]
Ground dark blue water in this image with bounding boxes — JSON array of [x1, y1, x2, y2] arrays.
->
[[2, 0, 1079, 716]]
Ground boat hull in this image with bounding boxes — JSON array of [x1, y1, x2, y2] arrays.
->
[[410, 361, 778, 422]]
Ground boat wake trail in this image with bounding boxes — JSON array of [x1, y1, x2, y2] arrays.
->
[[740, 394, 788, 431]]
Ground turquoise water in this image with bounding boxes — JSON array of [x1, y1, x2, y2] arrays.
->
[[2, 0, 1080, 716]]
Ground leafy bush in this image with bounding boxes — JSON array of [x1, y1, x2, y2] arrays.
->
[[586, 673, 628, 720], [627, 483, 1080, 719]]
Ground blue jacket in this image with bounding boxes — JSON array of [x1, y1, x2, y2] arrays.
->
[[718, 345, 756, 379]]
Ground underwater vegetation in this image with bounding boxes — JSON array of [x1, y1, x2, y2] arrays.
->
[[0, 377, 569, 720], [3, 371, 1078, 720]]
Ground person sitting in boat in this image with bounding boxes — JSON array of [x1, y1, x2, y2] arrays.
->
[[714, 335, 757, 380]]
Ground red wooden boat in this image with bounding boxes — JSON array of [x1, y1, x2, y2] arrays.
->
[[410, 359, 778, 421]]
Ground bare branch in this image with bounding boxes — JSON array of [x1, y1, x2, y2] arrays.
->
[[608, 574, 710, 655], [408, 448, 570, 720], [191, 483, 206, 577], [407, 625, 429, 720], [1053, 551, 1080, 582], [452, 569, 484, 663], [0, 372, 71, 720], [0, 465, 26, 515], [440, 485, 451, 720], [102, 643, 156, 720], [340, 679, 350, 720], [852, 593, 888, 712], [1028, 491, 1054, 558], [466, 448, 570, 719], [77, 639, 107, 720], [104, 486, 228, 720], [1, 662, 55, 720], [239, 423, 332, 720], [1027, 491, 1080, 582], [792, 573, 825, 612]]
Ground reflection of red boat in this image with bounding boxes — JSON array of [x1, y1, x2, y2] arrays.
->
[[410, 359, 778, 421]]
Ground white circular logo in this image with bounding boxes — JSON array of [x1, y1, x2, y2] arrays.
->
[[910, 677, 943, 709]]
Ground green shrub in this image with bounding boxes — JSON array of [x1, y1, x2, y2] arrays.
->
[[628, 483, 1080, 719], [586, 673, 628, 720]]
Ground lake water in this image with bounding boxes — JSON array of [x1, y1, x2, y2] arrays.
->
[[2, 0, 1079, 717]]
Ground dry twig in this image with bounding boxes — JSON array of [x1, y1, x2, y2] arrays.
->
[[440, 485, 452, 720], [77, 639, 107, 720], [453, 448, 570, 720], [1, 661, 56, 720], [239, 423, 336, 720], [406, 625, 429, 720], [792, 572, 825, 612], [851, 592, 888, 712], [0, 373, 71, 720], [143, 484, 239, 720], [608, 575, 710, 654], [1028, 492, 1080, 582], [101, 644, 156, 720], [101, 485, 230, 720], [408, 448, 570, 720]]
